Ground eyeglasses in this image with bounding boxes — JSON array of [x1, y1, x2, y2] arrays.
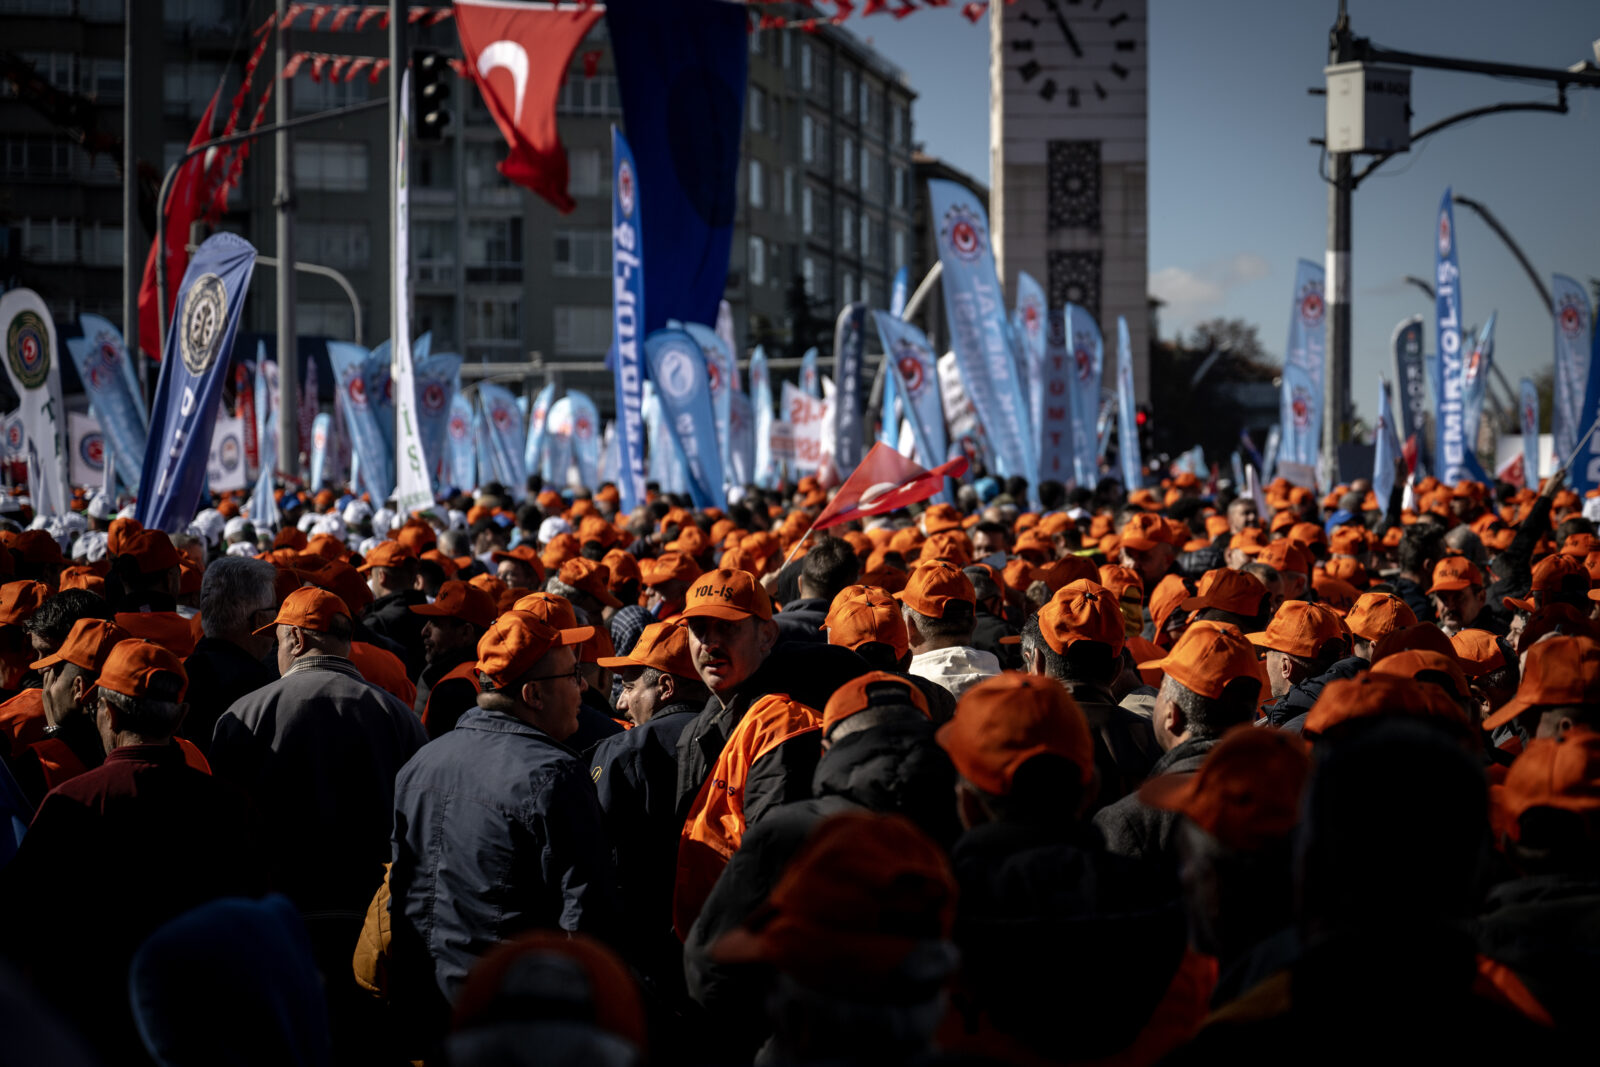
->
[[523, 665, 583, 685]]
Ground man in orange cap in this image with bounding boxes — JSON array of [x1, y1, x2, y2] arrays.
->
[[1391, 524, 1447, 623], [490, 543, 546, 591], [210, 588, 426, 970], [183, 557, 281, 756], [1344, 590, 1417, 662], [410, 579, 499, 736], [774, 537, 860, 646], [1095, 621, 1265, 864], [1248, 600, 1354, 728], [1428, 555, 1503, 636], [0, 584, 101, 750], [0, 639, 267, 1063], [641, 551, 699, 624], [1118, 513, 1178, 592], [389, 610, 621, 1044], [1182, 567, 1272, 632], [1018, 580, 1158, 808], [358, 540, 428, 677], [1481, 635, 1600, 743], [896, 560, 999, 699]]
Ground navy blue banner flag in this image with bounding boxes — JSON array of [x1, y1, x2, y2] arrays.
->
[[611, 126, 648, 511], [1065, 303, 1104, 489], [686, 321, 734, 485], [1552, 273, 1593, 476], [1115, 316, 1142, 490], [65, 315, 148, 481], [328, 342, 394, 503], [1433, 188, 1484, 483], [605, 0, 745, 334], [644, 328, 724, 508], [1038, 308, 1075, 486], [1391, 316, 1429, 477], [872, 311, 946, 471], [832, 302, 867, 474], [1461, 312, 1494, 458], [136, 232, 256, 532], [1520, 377, 1540, 490]]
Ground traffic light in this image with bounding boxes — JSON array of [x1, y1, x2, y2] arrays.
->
[[1136, 404, 1155, 458], [413, 49, 452, 143]]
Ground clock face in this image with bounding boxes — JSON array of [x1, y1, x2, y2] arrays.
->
[[1010, 0, 1139, 108]]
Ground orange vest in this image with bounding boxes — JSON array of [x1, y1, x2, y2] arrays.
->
[[351, 642, 417, 708], [673, 693, 821, 938], [420, 660, 480, 733]]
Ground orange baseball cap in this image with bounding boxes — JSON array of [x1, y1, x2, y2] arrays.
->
[[0, 580, 48, 626], [1181, 568, 1267, 618], [601, 548, 642, 588], [1328, 526, 1368, 557], [1246, 600, 1345, 658], [395, 519, 437, 555], [96, 638, 189, 702], [30, 618, 131, 673], [1119, 513, 1175, 553], [57, 567, 107, 596], [895, 560, 975, 619], [1139, 726, 1312, 851], [1137, 619, 1263, 702], [1038, 580, 1125, 656], [937, 673, 1095, 789], [512, 591, 579, 631], [681, 568, 774, 622], [1303, 672, 1468, 737], [921, 503, 963, 534], [667, 525, 709, 557], [1493, 728, 1600, 841], [490, 544, 548, 584], [1286, 522, 1326, 550], [1269, 510, 1299, 536], [475, 610, 594, 690], [1344, 591, 1417, 644], [1036, 555, 1098, 593], [1002, 558, 1040, 593], [1450, 628, 1508, 678], [644, 552, 700, 587], [1257, 540, 1311, 577], [1323, 556, 1368, 587], [1482, 636, 1600, 731], [540, 533, 581, 572], [822, 590, 909, 659], [420, 548, 460, 579], [920, 530, 973, 567], [821, 671, 929, 734], [1228, 528, 1268, 555], [1427, 556, 1483, 594], [596, 618, 697, 676], [119, 529, 183, 574], [560, 558, 623, 609], [1561, 532, 1600, 558], [1370, 648, 1471, 704], [357, 540, 416, 573], [410, 580, 498, 630], [1502, 554, 1590, 614], [1310, 574, 1362, 615], [255, 586, 350, 635]]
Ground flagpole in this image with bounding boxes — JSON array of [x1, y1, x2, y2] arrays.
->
[[275, 0, 299, 477]]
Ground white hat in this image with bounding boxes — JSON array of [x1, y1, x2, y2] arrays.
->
[[116, 504, 138, 520], [86, 492, 116, 521], [537, 516, 572, 545], [342, 499, 374, 526], [312, 514, 347, 541], [223, 515, 253, 542], [357, 535, 382, 557], [371, 508, 397, 541], [189, 508, 226, 545], [73, 530, 109, 563], [296, 511, 320, 533], [226, 541, 258, 557], [446, 509, 468, 532]]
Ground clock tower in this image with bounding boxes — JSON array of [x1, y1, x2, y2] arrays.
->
[[991, 0, 1149, 404]]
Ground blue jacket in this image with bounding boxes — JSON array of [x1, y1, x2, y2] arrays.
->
[[388, 706, 623, 1027]]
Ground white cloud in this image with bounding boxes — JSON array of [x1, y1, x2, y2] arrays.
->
[[1149, 253, 1271, 333]]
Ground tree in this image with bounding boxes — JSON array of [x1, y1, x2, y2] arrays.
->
[[1143, 318, 1279, 464]]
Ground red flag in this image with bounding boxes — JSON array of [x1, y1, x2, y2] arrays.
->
[[812, 443, 969, 531], [453, 0, 604, 214], [136, 91, 219, 361]]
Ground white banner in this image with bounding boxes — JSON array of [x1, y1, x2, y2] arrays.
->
[[67, 411, 106, 487], [0, 289, 67, 514], [392, 68, 433, 514], [208, 411, 249, 492], [780, 382, 825, 475]]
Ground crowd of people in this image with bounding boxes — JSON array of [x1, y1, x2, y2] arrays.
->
[[0, 462, 1596, 1065]]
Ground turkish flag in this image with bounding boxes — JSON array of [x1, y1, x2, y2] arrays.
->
[[454, 0, 603, 214], [136, 91, 219, 361], [812, 443, 969, 531]]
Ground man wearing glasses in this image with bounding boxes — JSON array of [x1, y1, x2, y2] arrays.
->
[[387, 609, 626, 1054]]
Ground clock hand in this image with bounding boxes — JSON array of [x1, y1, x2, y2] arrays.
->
[[1053, 10, 1084, 59]]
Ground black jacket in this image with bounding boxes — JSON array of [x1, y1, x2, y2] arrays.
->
[[1485, 495, 1552, 609], [972, 609, 1020, 669], [181, 636, 278, 756], [362, 589, 429, 679], [413, 646, 475, 720], [570, 687, 626, 754], [1392, 575, 1436, 624], [1093, 735, 1219, 866], [1072, 688, 1162, 811], [772, 596, 830, 645], [1476, 871, 1600, 1026], [1267, 656, 1370, 732]]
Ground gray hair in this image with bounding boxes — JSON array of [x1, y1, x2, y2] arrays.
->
[[546, 577, 583, 602], [1443, 526, 1487, 569], [438, 529, 471, 557], [201, 557, 278, 639], [100, 683, 185, 737]]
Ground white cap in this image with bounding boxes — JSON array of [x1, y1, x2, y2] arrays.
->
[[73, 530, 108, 563], [371, 508, 397, 541], [357, 535, 382, 557], [296, 511, 320, 533], [312, 514, 347, 541], [116, 504, 138, 520], [446, 509, 468, 532], [537, 516, 572, 545], [86, 492, 116, 521], [226, 541, 258, 557], [189, 509, 225, 545], [342, 499, 374, 526], [223, 515, 253, 541]]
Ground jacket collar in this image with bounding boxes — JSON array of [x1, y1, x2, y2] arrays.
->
[[453, 705, 577, 753], [283, 654, 365, 683]]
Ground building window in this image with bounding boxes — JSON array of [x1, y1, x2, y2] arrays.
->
[[782, 31, 792, 70], [469, 296, 522, 343], [841, 69, 854, 113], [0, 137, 73, 180], [552, 305, 610, 356], [801, 114, 815, 164], [748, 236, 765, 286], [841, 271, 855, 307], [859, 81, 871, 126], [294, 72, 369, 115], [859, 213, 871, 259], [860, 147, 872, 194], [783, 166, 795, 215], [162, 61, 226, 120], [748, 85, 765, 133], [893, 165, 908, 210], [298, 300, 356, 340], [81, 223, 121, 267], [861, 277, 873, 308], [466, 219, 523, 284], [414, 219, 456, 284], [295, 220, 370, 270], [568, 147, 609, 197], [465, 143, 514, 196], [801, 187, 814, 235], [748, 158, 765, 209], [892, 228, 907, 271], [20, 218, 75, 263], [891, 102, 905, 146], [841, 136, 854, 184], [294, 142, 369, 192], [556, 75, 620, 116], [840, 205, 854, 253], [552, 228, 608, 277], [800, 42, 812, 90]]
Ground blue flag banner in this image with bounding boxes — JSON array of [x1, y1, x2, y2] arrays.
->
[[1281, 258, 1325, 469], [1552, 273, 1593, 473], [65, 314, 148, 476], [414, 352, 461, 492], [1462, 312, 1494, 457], [1566, 283, 1600, 492], [310, 412, 332, 492], [750, 346, 777, 489], [364, 340, 396, 455], [478, 382, 527, 491], [542, 424, 572, 488], [524, 381, 556, 485], [472, 402, 496, 492], [729, 389, 754, 488], [602, 421, 620, 486], [1392, 316, 1429, 478], [447, 392, 476, 493], [1263, 425, 1281, 482], [135, 232, 256, 532], [832, 303, 867, 475], [328, 342, 394, 503], [1520, 377, 1540, 490], [643, 328, 724, 508], [642, 380, 686, 494], [871, 311, 947, 472], [889, 265, 909, 318], [1037, 308, 1074, 485], [799, 347, 820, 399], [1373, 378, 1402, 508], [564, 390, 602, 492], [1433, 188, 1474, 483], [928, 178, 1036, 488], [1115, 316, 1142, 490], [1065, 303, 1104, 489], [1013, 270, 1046, 437], [685, 321, 734, 485], [605, 0, 745, 334], [611, 126, 648, 512], [253, 346, 276, 474]]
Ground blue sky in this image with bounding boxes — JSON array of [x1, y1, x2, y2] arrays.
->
[[861, 0, 1600, 423]]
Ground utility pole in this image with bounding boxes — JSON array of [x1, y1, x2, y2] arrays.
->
[[1323, 1, 1354, 488], [122, 1, 139, 392], [275, 0, 299, 475], [391, 0, 407, 391]]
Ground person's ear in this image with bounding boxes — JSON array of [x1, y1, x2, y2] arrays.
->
[[520, 679, 542, 711], [70, 674, 88, 704], [1024, 646, 1044, 676], [657, 672, 677, 703], [97, 695, 120, 734], [757, 619, 779, 656], [1163, 698, 1187, 739]]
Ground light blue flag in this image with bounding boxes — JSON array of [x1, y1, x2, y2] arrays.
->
[[1115, 317, 1142, 490], [602, 421, 621, 486], [1373, 378, 1402, 509], [413, 351, 461, 492], [871, 311, 946, 471], [1231, 451, 1245, 489], [365, 340, 396, 455], [327, 342, 394, 502], [1433, 189, 1487, 483], [564, 390, 602, 490], [799, 347, 820, 399], [642, 380, 685, 494], [643, 328, 725, 508], [928, 178, 1036, 488], [684, 321, 733, 486], [542, 424, 572, 487], [750, 346, 777, 489], [1461, 312, 1494, 457], [447, 392, 475, 492], [478, 382, 527, 491], [1282, 258, 1326, 468], [1065, 303, 1104, 489], [1519, 377, 1539, 490], [1038, 308, 1074, 485], [310, 412, 332, 492], [729, 389, 754, 487], [66, 315, 148, 480], [612, 126, 648, 512], [1552, 274, 1594, 486], [472, 402, 495, 490], [524, 382, 556, 484], [889, 265, 909, 318], [253, 344, 274, 472], [136, 232, 256, 532], [832, 303, 867, 474], [1013, 270, 1046, 441]]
